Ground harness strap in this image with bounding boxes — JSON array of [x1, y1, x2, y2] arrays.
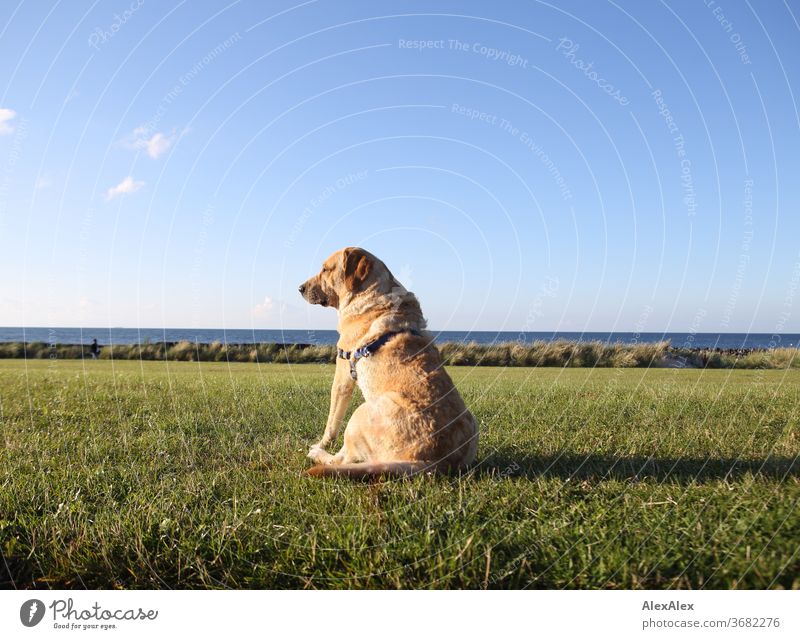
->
[[337, 329, 422, 380]]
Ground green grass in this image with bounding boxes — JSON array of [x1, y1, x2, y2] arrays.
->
[[1, 359, 798, 589]]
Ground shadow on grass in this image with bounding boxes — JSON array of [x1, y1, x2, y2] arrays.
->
[[0, 555, 43, 590], [477, 450, 799, 483]]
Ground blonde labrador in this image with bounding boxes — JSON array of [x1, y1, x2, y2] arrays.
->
[[299, 247, 478, 478]]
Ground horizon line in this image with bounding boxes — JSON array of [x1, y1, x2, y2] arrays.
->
[[1, 325, 796, 336]]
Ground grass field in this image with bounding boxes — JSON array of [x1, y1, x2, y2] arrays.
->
[[1, 359, 798, 589]]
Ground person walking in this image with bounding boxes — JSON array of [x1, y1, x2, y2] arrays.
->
[[89, 338, 101, 360]]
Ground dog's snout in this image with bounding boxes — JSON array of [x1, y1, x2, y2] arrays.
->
[[298, 283, 306, 295]]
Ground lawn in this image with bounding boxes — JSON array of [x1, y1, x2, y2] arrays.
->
[[1, 359, 798, 589]]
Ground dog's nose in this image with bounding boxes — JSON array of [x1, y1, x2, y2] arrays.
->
[[298, 284, 306, 294]]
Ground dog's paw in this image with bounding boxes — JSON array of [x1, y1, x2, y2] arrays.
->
[[307, 444, 325, 462]]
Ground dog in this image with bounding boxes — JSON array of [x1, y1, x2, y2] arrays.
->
[[299, 247, 478, 478]]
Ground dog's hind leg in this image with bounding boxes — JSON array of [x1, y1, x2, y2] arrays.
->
[[307, 403, 374, 466], [307, 439, 357, 466], [306, 444, 338, 465]]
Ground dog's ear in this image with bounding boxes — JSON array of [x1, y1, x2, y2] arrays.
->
[[342, 247, 373, 292]]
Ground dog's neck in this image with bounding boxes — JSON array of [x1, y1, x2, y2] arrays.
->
[[336, 287, 427, 349]]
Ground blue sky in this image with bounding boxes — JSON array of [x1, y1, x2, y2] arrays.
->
[[1, 0, 798, 333]]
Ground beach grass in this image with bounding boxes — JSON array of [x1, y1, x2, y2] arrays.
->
[[1, 359, 798, 589], [2, 339, 799, 369]]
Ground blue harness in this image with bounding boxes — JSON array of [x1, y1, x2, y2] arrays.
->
[[337, 330, 422, 380]]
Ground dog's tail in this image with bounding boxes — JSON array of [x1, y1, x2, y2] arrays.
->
[[306, 460, 439, 480]]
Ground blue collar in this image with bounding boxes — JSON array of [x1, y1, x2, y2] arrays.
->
[[337, 329, 422, 380]]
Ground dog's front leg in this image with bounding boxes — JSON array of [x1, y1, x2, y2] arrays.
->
[[311, 356, 355, 453]]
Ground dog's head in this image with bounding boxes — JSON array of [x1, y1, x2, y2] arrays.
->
[[298, 247, 384, 309]]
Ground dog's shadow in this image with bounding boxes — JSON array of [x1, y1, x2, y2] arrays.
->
[[475, 449, 799, 483]]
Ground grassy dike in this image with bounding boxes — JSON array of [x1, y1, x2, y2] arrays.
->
[[2, 339, 799, 369], [1, 359, 798, 589]]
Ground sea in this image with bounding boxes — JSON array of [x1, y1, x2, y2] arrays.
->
[[0, 327, 797, 350]]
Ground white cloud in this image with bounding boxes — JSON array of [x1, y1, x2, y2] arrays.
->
[[35, 175, 51, 190], [106, 175, 144, 201], [252, 296, 275, 319], [0, 108, 16, 135], [123, 127, 177, 159], [142, 132, 174, 159]]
